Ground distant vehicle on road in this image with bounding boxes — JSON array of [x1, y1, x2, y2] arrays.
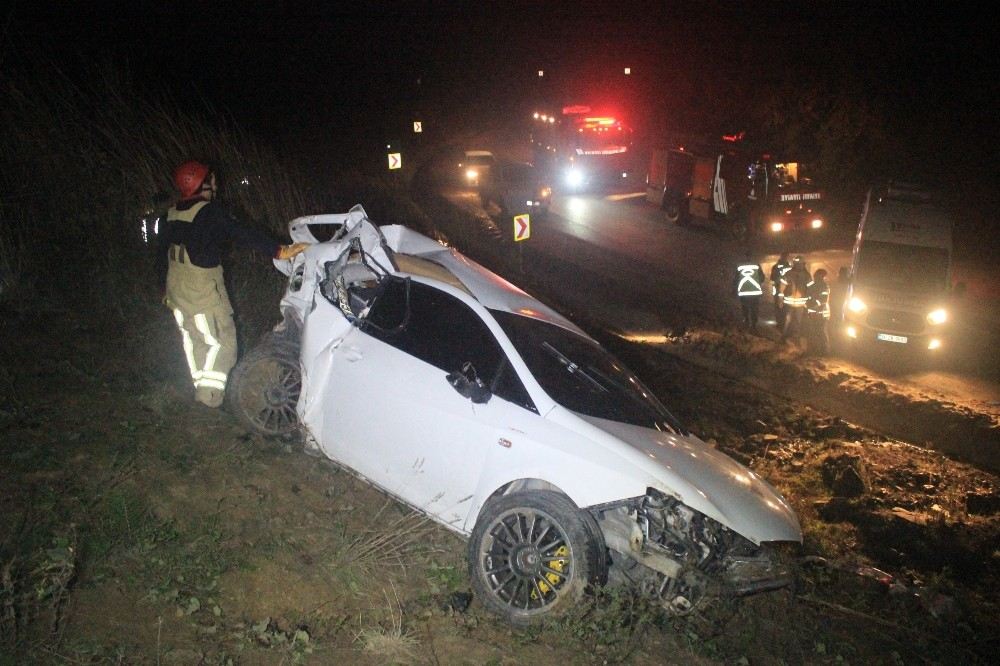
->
[[531, 106, 635, 191], [479, 161, 552, 220], [842, 181, 954, 353], [459, 150, 496, 187], [645, 139, 826, 242]]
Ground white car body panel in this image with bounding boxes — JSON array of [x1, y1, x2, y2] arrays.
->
[[280, 207, 801, 547]]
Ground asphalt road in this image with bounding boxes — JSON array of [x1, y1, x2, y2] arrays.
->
[[442, 178, 1000, 415]]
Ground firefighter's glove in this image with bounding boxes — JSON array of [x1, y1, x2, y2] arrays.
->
[[276, 243, 309, 261]]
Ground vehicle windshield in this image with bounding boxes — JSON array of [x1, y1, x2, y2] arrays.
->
[[502, 165, 539, 185], [491, 311, 685, 433], [855, 241, 950, 294], [574, 128, 629, 154], [465, 154, 494, 166], [773, 162, 818, 188]]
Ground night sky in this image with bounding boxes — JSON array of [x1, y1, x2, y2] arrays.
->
[[7, 2, 995, 172]]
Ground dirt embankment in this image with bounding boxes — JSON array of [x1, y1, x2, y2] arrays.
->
[[654, 329, 1000, 474], [3, 302, 998, 664]]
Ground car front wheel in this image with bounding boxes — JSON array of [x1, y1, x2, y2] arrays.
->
[[226, 337, 301, 436], [468, 490, 606, 626]]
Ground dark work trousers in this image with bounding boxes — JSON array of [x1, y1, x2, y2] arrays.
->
[[807, 313, 830, 355], [774, 295, 786, 331], [782, 306, 805, 343], [740, 296, 761, 331]]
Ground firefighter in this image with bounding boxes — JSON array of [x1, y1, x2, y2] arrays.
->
[[806, 268, 831, 355], [830, 265, 849, 326], [769, 252, 791, 330], [780, 255, 810, 345], [158, 160, 307, 407], [733, 251, 765, 332]]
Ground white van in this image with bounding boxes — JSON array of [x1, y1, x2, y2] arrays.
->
[[843, 182, 953, 351]]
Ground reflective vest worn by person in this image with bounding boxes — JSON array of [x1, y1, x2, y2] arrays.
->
[[806, 270, 831, 319], [734, 262, 765, 298], [158, 160, 307, 407], [781, 257, 810, 309], [734, 258, 765, 332], [769, 254, 791, 298]]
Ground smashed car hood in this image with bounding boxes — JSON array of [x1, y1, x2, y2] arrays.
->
[[574, 413, 802, 544]]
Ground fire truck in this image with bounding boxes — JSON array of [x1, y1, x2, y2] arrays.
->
[[645, 137, 826, 241], [530, 105, 635, 191]]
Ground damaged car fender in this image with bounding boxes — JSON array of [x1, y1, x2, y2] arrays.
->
[[564, 411, 801, 544]]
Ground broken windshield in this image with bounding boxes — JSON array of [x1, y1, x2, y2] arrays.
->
[[491, 311, 685, 433]]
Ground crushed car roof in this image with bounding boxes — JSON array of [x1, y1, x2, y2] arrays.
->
[[284, 208, 591, 340], [380, 225, 591, 339]]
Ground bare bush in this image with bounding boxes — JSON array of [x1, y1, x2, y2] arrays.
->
[[0, 226, 28, 305]]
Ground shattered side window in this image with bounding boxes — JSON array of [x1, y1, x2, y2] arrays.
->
[[364, 276, 409, 331], [363, 281, 535, 411]]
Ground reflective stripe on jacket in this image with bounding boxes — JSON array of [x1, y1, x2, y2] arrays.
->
[[782, 268, 810, 307], [770, 262, 790, 297], [806, 279, 831, 318], [734, 263, 765, 297]]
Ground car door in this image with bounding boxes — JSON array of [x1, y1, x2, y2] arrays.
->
[[320, 277, 539, 529]]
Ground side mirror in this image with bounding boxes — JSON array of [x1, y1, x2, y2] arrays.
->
[[446, 362, 492, 404]]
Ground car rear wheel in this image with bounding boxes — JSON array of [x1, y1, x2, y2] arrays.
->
[[468, 490, 606, 626], [730, 216, 750, 242], [226, 337, 301, 436], [664, 199, 687, 226]]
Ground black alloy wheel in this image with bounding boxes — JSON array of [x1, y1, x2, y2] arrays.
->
[[468, 490, 606, 626], [226, 338, 301, 436]]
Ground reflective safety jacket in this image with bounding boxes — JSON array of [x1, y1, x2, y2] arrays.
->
[[733, 263, 765, 298], [769, 260, 791, 297], [807, 278, 831, 318], [781, 267, 810, 308], [157, 199, 279, 288]]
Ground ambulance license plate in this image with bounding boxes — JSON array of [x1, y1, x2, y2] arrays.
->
[[877, 333, 908, 344]]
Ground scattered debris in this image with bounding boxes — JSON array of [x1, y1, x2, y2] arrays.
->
[[821, 453, 869, 498]]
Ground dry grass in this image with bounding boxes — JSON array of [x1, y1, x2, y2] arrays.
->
[[332, 500, 438, 577], [0, 61, 324, 324], [0, 227, 27, 305], [356, 582, 420, 665]]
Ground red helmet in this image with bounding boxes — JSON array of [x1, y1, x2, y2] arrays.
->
[[173, 160, 211, 199]]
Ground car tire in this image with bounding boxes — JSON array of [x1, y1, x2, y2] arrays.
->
[[664, 199, 687, 226], [468, 490, 607, 626], [730, 214, 750, 242], [226, 337, 301, 437]]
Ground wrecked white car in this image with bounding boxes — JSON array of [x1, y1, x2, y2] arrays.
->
[[228, 205, 802, 625]]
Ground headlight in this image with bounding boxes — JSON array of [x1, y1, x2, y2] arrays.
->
[[540, 187, 552, 198], [926, 308, 947, 325], [928, 338, 942, 350], [565, 168, 584, 188], [847, 297, 867, 314], [465, 169, 478, 181], [770, 221, 784, 232], [811, 218, 823, 229]]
